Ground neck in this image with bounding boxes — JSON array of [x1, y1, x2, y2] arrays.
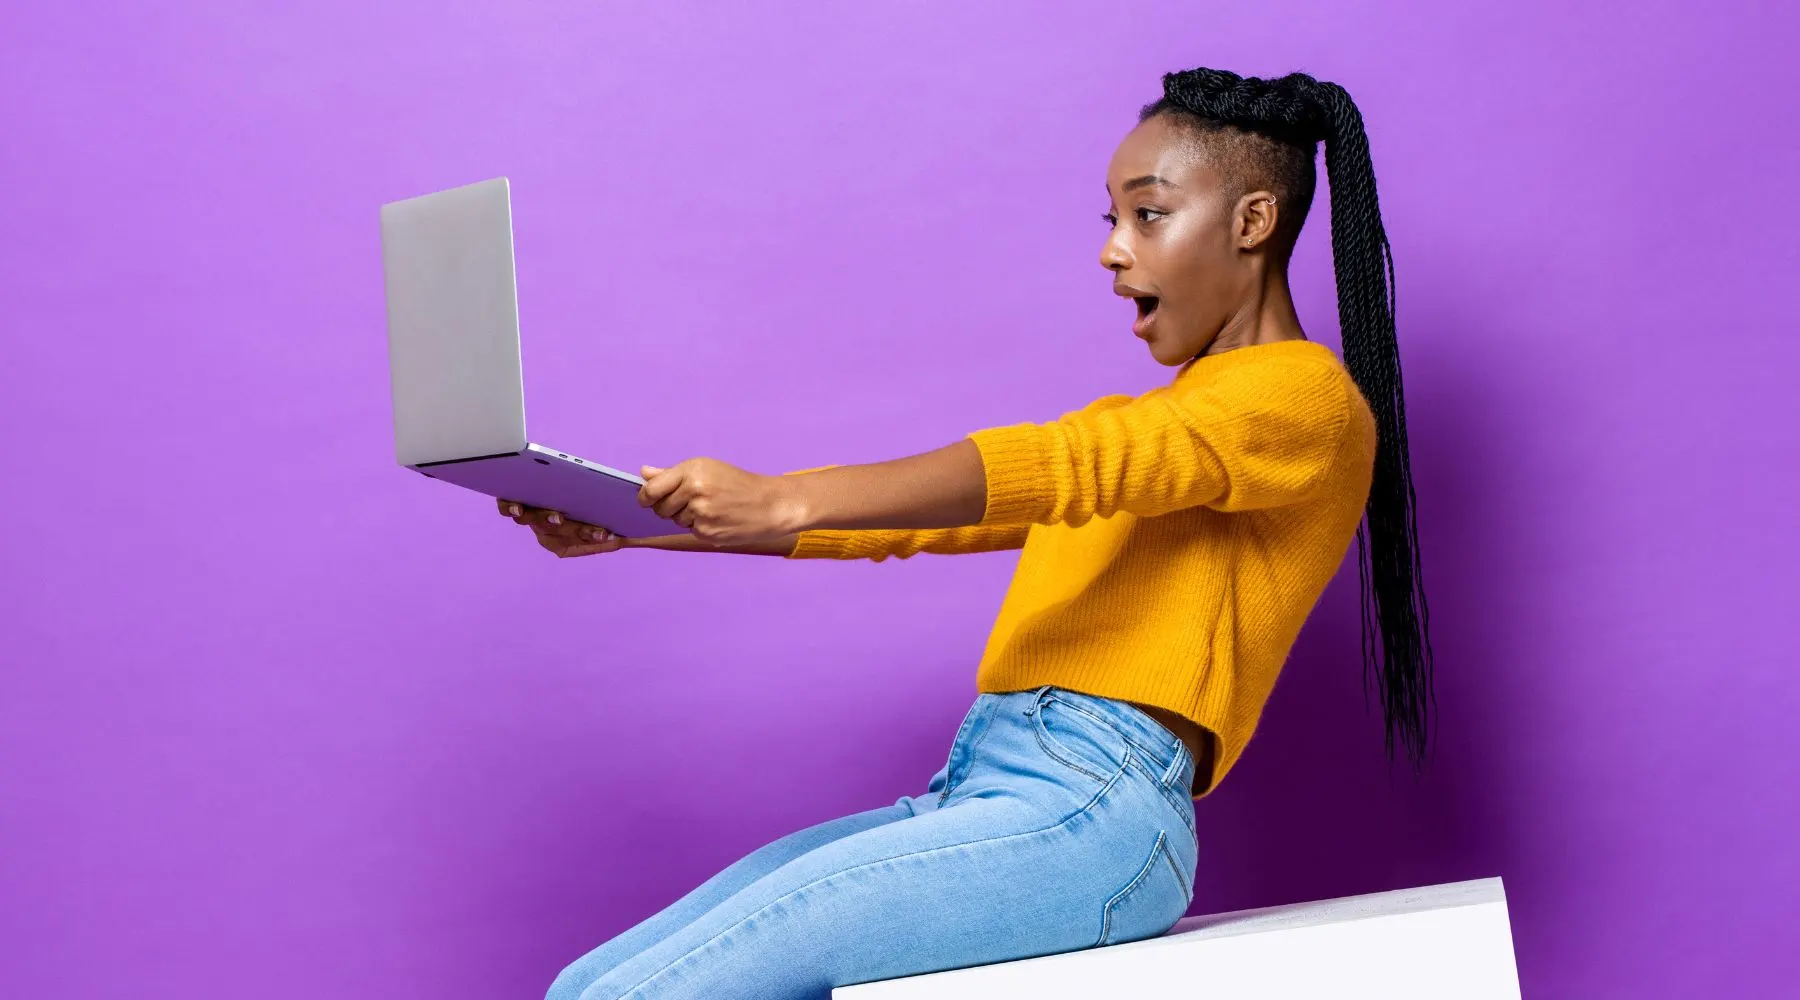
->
[[1200, 265, 1307, 357]]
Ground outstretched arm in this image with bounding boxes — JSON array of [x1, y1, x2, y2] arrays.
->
[[509, 356, 1353, 560], [497, 440, 998, 559], [637, 355, 1355, 547], [634, 439, 990, 548], [786, 522, 1032, 561]]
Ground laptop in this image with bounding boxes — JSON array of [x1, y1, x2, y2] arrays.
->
[[379, 177, 673, 538]]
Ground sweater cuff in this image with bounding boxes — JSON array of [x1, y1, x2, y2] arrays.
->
[[967, 424, 1055, 525], [786, 529, 878, 560]]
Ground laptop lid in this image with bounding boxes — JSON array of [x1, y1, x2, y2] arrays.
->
[[380, 177, 528, 466]]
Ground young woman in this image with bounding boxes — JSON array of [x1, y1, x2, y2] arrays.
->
[[527, 66, 1433, 1000]]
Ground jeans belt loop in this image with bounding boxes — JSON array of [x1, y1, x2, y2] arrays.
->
[[1158, 739, 1188, 788]]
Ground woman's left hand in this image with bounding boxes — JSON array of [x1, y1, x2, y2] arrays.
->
[[638, 458, 809, 546]]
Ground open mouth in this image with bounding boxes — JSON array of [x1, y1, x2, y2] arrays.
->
[[1133, 296, 1160, 335]]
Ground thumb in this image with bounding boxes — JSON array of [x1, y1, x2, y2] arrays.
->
[[638, 464, 682, 508]]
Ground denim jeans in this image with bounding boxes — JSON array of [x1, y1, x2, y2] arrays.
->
[[545, 684, 1200, 1000]]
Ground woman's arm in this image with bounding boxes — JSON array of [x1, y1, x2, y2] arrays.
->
[[634, 440, 988, 548], [639, 358, 1355, 545], [790, 439, 989, 531], [501, 508, 1028, 563], [510, 358, 1354, 558], [786, 522, 1031, 561], [623, 532, 798, 556], [962, 358, 1357, 524], [498, 438, 1011, 560]]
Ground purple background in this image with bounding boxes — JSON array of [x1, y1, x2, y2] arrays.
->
[[3, 2, 1795, 996]]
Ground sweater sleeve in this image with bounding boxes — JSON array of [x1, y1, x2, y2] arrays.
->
[[966, 358, 1354, 525], [785, 523, 1032, 561]]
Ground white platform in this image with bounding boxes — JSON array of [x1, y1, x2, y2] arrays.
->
[[834, 877, 1522, 999]]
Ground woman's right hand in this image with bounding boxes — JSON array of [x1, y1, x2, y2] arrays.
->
[[498, 499, 626, 558]]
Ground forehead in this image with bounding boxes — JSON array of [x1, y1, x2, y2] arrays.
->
[[1106, 116, 1223, 196]]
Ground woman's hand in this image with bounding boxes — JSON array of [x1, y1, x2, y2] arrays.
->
[[497, 500, 626, 558], [637, 458, 808, 546], [497, 494, 801, 558]]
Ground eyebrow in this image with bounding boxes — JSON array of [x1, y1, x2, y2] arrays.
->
[[1119, 174, 1177, 193]]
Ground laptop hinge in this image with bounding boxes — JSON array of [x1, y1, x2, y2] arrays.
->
[[412, 450, 523, 469]]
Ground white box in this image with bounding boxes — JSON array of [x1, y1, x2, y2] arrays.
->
[[835, 877, 1522, 999]]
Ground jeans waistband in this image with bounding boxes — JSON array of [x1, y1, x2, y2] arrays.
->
[[1025, 685, 1190, 784]]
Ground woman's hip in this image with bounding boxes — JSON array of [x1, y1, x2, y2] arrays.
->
[[920, 684, 1198, 861]]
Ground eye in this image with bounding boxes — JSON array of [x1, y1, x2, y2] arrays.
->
[[1136, 207, 1166, 223], [1101, 212, 1118, 227]]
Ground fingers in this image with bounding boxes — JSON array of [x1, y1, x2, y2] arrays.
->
[[532, 524, 620, 557], [501, 501, 616, 541], [499, 501, 576, 529], [559, 535, 625, 557], [643, 462, 707, 521], [534, 514, 608, 542], [497, 497, 624, 557], [641, 461, 710, 519], [550, 530, 623, 557], [516, 506, 574, 531], [576, 525, 620, 546], [657, 481, 700, 521], [638, 463, 684, 509]]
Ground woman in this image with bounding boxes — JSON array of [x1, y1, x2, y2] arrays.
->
[[528, 66, 1433, 1000]]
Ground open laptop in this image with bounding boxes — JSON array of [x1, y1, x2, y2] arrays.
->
[[379, 177, 673, 537]]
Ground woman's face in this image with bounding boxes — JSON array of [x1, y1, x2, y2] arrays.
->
[[1101, 114, 1256, 365]]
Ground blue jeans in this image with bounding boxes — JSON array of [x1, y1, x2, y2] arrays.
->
[[546, 684, 1200, 1000]]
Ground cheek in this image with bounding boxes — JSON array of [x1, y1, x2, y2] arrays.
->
[[1163, 254, 1234, 320], [1156, 217, 1232, 298]]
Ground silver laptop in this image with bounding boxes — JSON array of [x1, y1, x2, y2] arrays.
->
[[379, 177, 673, 537]]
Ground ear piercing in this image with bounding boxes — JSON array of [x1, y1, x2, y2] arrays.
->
[[1245, 198, 1274, 247]]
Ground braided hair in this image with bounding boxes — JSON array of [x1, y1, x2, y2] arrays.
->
[[1141, 68, 1435, 768]]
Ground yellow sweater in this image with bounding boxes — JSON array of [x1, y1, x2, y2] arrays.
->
[[788, 339, 1376, 797]]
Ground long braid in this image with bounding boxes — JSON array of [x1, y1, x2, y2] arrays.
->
[[1142, 68, 1436, 768]]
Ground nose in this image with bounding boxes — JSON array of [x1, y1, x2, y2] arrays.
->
[[1100, 230, 1132, 272]]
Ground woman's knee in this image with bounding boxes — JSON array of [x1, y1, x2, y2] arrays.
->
[[544, 953, 614, 1000]]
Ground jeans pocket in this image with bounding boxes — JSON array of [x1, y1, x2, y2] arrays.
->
[[1098, 829, 1193, 947], [1029, 695, 1127, 785]]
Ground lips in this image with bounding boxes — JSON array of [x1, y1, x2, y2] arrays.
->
[[1132, 295, 1160, 337], [1115, 282, 1160, 338]]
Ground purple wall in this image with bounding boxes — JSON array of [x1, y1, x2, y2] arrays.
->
[[3, 2, 1794, 996]]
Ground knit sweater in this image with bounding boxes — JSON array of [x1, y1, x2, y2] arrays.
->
[[787, 339, 1376, 797]]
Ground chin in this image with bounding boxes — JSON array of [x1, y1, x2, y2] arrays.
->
[[1145, 338, 1191, 366]]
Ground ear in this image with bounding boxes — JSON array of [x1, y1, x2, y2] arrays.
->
[[1233, 190, 1280, 251]]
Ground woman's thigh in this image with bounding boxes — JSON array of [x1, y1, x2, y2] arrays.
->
[[566, 687, 1198, 1000]]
